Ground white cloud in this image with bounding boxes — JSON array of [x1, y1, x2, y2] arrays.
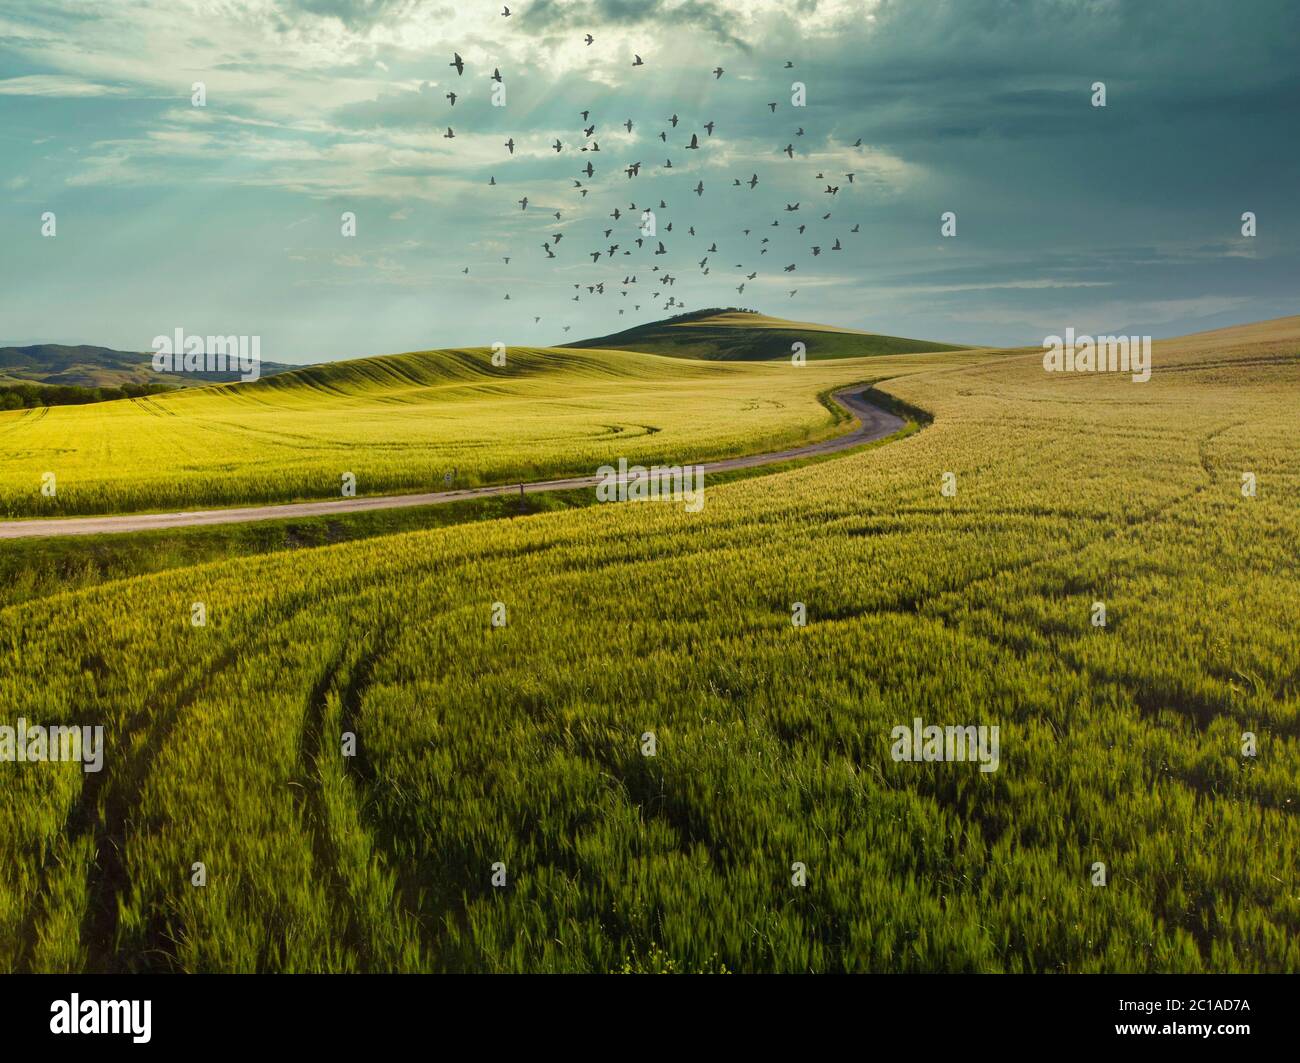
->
[[0, 74, 127, 97]]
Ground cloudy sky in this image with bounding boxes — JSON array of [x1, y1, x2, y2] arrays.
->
[[0, 0, 1296, 362]]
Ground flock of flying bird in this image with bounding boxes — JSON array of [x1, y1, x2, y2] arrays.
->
[[441, 21, 868, 336]]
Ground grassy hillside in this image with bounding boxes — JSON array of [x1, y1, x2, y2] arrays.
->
[[0, 343, 299, 389], [564, 308, 970, 360], [0, 344, 976, 518], [1, 318, 1296, 973]]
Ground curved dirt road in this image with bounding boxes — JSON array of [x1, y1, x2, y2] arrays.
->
[[0, 387, 905, 539]]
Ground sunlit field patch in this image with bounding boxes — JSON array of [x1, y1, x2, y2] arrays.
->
[[0, 345, 976, 518]]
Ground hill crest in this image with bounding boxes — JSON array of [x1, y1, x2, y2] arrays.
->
[[0, 343, 300, 389], [562, 308, 968, 360]]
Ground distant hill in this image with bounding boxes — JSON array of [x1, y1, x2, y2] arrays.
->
[[0, 344, 301, 388], [563, 308, 969, 360]]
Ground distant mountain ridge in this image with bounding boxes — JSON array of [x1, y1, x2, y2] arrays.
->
[[0, 343, 301, 388], [563, 308, 969, 360]]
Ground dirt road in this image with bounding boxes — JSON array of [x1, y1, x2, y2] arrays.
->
[[0, 387, 905, 539]]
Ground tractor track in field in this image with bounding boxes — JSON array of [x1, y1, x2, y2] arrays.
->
[[0, 387, 907, 540]]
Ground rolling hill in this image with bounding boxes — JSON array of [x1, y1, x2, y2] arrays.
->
[[563, 308, 970, 360], [0, 343, 300, 389], [0, 341, 980, 518]]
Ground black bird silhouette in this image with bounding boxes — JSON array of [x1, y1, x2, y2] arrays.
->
[[685, 133, 699, 149], [492, 68, 502, 82], [748, 174, 759, 189], [633, 54, 643, 66], [783, 263, 797, 272], [450, 53, 464, 75], [668, 114, 679, 126], [584, 33, 594, 45], [784, 60, 794, 68], [553, 139, 562, 152], [712, 67, 724, 78], [704, 120, 715, 135], [582, 161, 594, 176], [502, 5, 510, 14], [624, 118, 633, 132], [518, 197, 528, 210], [784, 144, 794, 158], [446, 91, 457, 105], [767, 102, 778, 112], [505, 137, 515, 154], [845, 172, 855, 182], [785, 202, 799, 211], [693, 181, 704, 196]]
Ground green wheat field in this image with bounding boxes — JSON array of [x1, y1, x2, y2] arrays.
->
[[1, 314, 1297, 972]]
